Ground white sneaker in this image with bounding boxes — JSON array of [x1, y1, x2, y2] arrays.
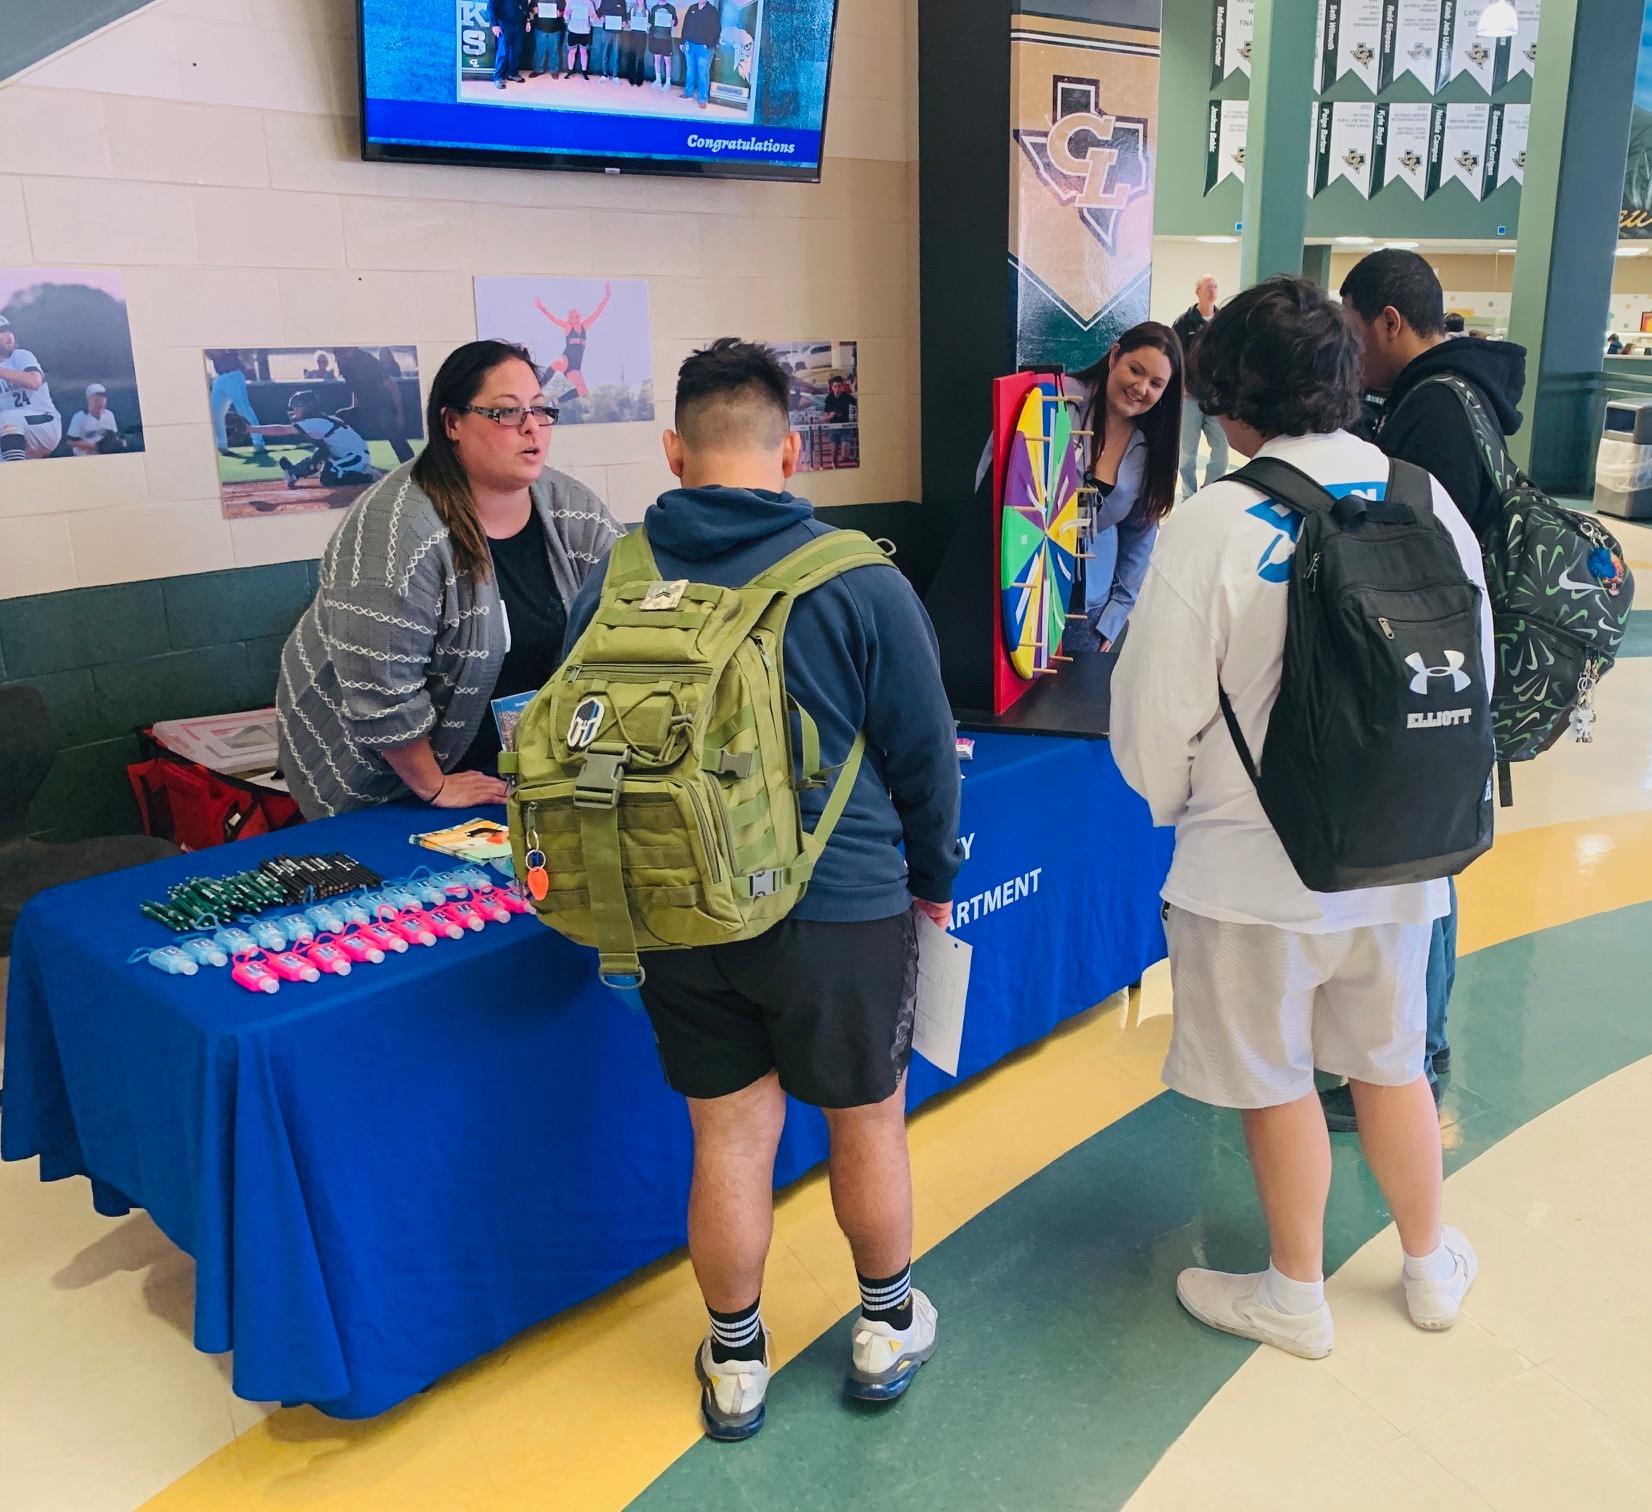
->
[[1404, 1226, 1478, 1331], [694, 1330, 770, 1441], [1176, 1268, 1335, 1360], [845, 1288, 938, 1402]]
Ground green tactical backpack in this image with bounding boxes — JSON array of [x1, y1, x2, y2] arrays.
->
[[500, 525, 895, 986]]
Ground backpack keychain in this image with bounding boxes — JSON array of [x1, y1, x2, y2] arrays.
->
[[524, 821, 549, 901], [1569, 660, 1600, 743]]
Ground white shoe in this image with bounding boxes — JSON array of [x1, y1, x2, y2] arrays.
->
[[1176, 1268, 1335, 1359], [694, 1331, 770, 1441], [845, 1288, 938, 1402], [1404, 1226, 1478, 1331]]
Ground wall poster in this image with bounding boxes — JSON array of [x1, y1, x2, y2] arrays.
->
[[1319, 0, 1384, 93], [1009, 8, 1159, 372], [1372, 102, 1433, 197], [1382, 0, 1450, 92], [473, 276, 655, 424], [1622, 0, 1652, 238], [1313, 101, 1377, 198], [1504, 0, 1540, 81], [205, 346, 422, 518], [1204, 98, 1249, 191], [0, 269, 145, 463], [769, 340, 858, 473], [1210, 0, 1255, 84]]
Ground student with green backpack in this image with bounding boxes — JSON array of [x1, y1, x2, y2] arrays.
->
[[516, 338, 962, 1441]]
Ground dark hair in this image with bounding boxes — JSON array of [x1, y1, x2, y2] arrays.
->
[[412, 339, 537, 582], [1072, 321, 1183, 522], [1443, 311, 1466, 334], [1338, 248, 1445, 337], [675, 338, 792, 450], [1188, 275, 1362, 438]]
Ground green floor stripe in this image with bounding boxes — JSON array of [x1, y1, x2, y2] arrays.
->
[[1620, 609, 1652, 658], [631, 902, 1652, 1511]]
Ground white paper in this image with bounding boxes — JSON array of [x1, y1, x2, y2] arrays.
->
[[1449, 1, 1497, 91], [1440, 102, 1491, 198], [1376, 101, 1434, 197], [1388, 0, 1446, 90], [911, 912, 972, 1078], [1496, 102, 1529, 188]]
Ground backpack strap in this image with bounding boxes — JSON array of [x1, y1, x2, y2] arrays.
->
[[601, 525, 661, 589], [1226, 457, 1340, 516], [1404, 374, 1523, 498], [731, 529, 897, 896]]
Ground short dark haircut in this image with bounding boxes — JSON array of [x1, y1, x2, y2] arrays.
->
[[1443, 311, 1466, 334], [1338, 248, 1446, 337], [675, 337, 791, 451], [1188, 275, 1362, 438]]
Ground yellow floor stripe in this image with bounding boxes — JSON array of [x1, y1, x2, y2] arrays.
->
[[140, 810, 1652, 1512]]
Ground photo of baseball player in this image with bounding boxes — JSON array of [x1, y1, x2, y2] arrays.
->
[[203, 344, 423, 518], [0, 268, 145, 463]]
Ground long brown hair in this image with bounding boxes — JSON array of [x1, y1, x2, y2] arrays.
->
[[1072, 321, 1184, 523], [411, 339, 537, 583]]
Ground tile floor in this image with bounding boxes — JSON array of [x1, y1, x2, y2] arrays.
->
[[3, 517, 1651, 1512]]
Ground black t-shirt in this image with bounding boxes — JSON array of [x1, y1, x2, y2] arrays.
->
[[824, 390, 855, 423], [459, 516, 568, 774]]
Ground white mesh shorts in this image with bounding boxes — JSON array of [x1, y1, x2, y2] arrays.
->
[[1162, 905, 1430, 1109]]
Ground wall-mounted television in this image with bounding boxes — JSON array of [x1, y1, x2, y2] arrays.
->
[[359, 0, 841, 181]]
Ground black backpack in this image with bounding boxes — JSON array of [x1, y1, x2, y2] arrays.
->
[[1218, 456, 1495, 894], [1405, 375, 1635, 767]]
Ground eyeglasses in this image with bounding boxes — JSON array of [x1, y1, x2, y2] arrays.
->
[[462, 403, 560, 428]]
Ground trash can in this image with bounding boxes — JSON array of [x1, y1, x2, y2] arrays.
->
[[1594, 398, 1652, 520]]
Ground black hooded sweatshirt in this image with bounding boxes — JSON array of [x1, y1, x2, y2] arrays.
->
[[1378, 336, 1527, 539]]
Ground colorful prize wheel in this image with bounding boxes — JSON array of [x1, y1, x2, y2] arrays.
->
[[999, 380, 1083, 681]]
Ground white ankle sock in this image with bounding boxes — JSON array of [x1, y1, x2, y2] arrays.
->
[[1258, 1262, 1325, 1316], [1403, 1239, 1456, 1282]]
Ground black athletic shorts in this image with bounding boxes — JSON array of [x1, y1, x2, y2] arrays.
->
[[637, 911, 919, 1108]]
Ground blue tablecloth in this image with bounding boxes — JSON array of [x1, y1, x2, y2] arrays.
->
[[2, 732, 1171, 1418]]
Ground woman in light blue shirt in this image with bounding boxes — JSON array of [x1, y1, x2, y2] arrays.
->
[[1068, 321, 1183, 651]]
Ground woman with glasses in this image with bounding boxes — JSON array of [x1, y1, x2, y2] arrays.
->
[[275, 340, 622, 820]]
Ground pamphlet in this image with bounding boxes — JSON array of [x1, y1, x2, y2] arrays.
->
[[911, 912, 972, 1077], [412, 818, 515, 865], [492, 691, 536, 751]]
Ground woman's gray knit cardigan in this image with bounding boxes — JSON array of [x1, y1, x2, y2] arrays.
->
[[276, 460, 622, 819]]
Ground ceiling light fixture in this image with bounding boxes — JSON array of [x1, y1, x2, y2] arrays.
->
[[1335, 235, 1375, 245], [1196, 235, 1239, 244], [1385, 240, 1421, 249], [1477, 0, 1519, 38], [1614, 246, 1648, 258]]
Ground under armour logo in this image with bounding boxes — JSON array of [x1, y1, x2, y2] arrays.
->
[[1406, 651, 1471, 695]]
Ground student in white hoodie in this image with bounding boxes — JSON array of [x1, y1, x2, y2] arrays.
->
[[1111, 277, 1487, 1360]]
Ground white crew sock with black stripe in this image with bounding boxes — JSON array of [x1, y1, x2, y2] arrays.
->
[[858, 1263, 914, 1330], [707, 1298, 764, 1363]]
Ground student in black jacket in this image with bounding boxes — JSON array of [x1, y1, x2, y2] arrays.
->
[[1327, 248, 1528, 1135]]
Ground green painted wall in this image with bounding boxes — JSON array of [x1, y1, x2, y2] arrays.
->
[[0, 0, 151, 83], [1155, 0, 1532, 242], [0, 564, 315, 844]]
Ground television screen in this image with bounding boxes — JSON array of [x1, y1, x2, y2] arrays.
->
[[359, 0, 841, 180]]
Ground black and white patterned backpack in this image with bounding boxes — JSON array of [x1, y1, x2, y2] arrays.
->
[[1413, 376, 1635, 779]]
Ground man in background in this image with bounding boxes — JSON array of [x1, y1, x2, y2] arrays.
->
[[68, 384, 123, 455], [0, 315, 63, 462], [680, 0, 719, 107], [1172, 275, 1228, 496], [1331, 247, 1528, 1134], [490, 0, 531, 87], [1443, 311, 1467, 336]]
